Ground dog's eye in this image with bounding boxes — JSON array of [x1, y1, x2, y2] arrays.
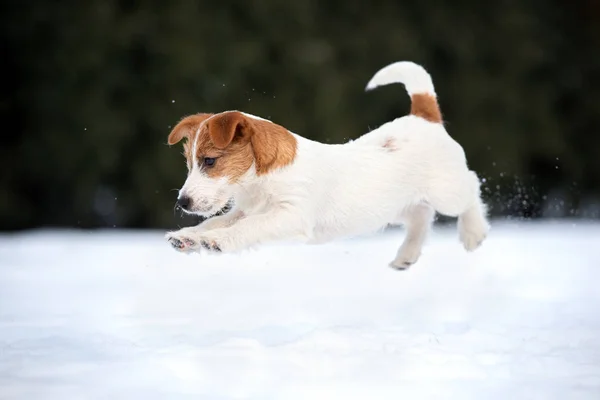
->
[[203, 157, 216, 167]]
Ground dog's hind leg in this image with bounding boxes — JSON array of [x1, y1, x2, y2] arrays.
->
[[389, 203, 435, 269], [457, 192, 489, 251], [428, 171, 490, 251]]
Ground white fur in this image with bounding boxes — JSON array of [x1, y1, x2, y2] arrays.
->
[[366, 61, 436, 96], [166, 61, 490, 267]]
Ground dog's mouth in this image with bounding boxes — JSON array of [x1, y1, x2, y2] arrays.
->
[[196, 198, 234, 222], [213, 198, 234, 216], [178, 196, 234, 217]]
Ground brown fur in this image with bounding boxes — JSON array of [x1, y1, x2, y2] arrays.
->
[[168, 111, 297, 182], [410, 94, 442, 123], [167, 113, 214, 145], [247, 116, 297, 175], [167, 113, 215, 169], [194, 116, 255, 182]]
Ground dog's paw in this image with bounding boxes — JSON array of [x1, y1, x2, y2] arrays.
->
[[165, 229, 226, 254], [458, 211, 490, 252], [459, 223, 489, 252], [197, 237, 222, 252], [165, 230, 200, 253], [460, 230, 487, 252], [389, 258, 416, 270], [389, 247, 421, 270], [389, 260, 412, 270]]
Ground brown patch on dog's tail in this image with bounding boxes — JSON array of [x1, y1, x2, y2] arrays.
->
[[366, 61, 444, 124], [410, 93, 442, 123]]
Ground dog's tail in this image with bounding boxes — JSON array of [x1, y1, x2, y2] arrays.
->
[[365, 61, 442, 124]]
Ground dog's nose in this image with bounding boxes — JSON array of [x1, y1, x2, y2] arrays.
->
[[176, 196, 191, 210]]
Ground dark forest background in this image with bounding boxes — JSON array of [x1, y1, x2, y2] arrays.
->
[[1, 0, 599, 231]]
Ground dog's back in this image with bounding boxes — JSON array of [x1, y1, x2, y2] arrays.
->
[[302, 61, 490, 262]]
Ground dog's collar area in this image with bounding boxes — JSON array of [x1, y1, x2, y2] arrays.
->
[[197, 198, 234, 223], [215, 199, 234, 216]]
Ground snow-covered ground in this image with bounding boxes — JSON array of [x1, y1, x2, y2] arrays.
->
[[1, 221, 599, 399]]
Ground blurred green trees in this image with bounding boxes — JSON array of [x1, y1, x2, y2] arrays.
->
[[2, 0, 599, 230]]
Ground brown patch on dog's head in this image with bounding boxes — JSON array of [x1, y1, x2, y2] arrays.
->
[[185, 111, 297, 182], [410, 94, 442, 123], [191, 112, 255, 182], [168, 111, 298, 216], [168, 113, 214, 145], [167, 113, 215, 168]]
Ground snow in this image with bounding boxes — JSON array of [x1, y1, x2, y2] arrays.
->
[[1, 221, 600, 399]]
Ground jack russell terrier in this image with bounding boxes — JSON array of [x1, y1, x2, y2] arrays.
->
[[165, 61, 490, 268]]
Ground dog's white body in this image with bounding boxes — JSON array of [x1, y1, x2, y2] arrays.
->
[[167, 61, 489, 267]]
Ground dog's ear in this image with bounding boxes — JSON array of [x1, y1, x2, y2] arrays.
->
[[249, 118, 297, 175], [167, 113, 213, 145], [206, 111, 251, 149], [205, 111, 297, 174]]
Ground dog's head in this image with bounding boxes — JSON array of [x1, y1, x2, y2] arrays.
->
[[167, 111, 297, 217]]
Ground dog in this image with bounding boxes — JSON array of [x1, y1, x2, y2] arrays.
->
[[165, 61, 490, 268]]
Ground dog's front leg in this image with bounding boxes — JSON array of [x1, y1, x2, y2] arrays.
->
[[168, 208, 304, 254], [165, 210, 244, 253]]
